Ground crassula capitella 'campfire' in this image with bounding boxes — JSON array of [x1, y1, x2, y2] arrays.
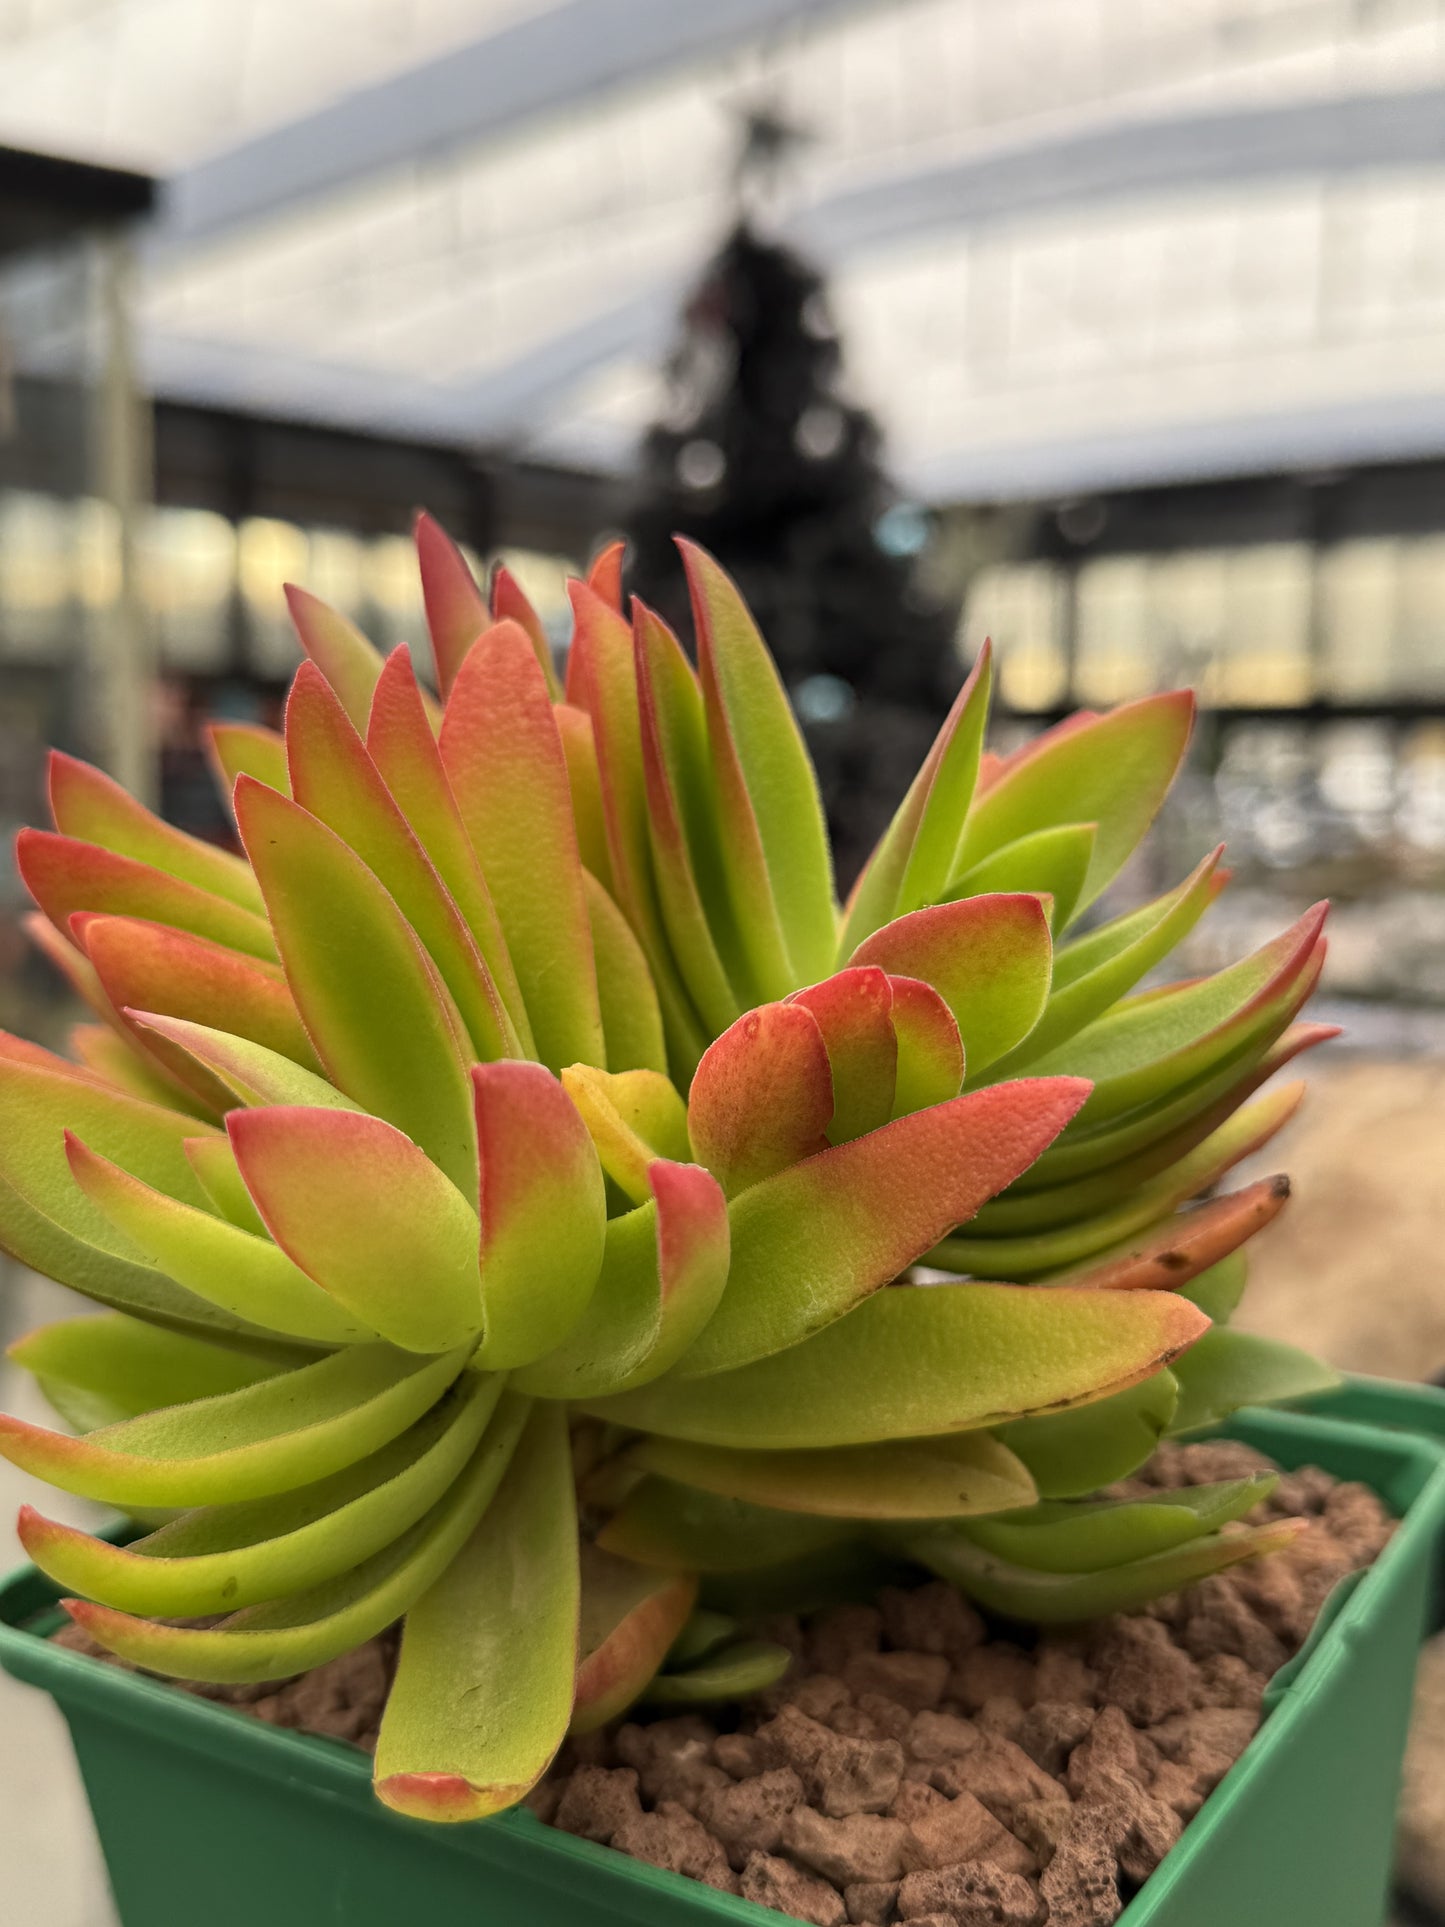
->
[[0, 519, 1336, 1820]]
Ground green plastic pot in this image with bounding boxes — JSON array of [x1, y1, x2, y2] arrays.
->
[[3, 1380, 1443, 1927]]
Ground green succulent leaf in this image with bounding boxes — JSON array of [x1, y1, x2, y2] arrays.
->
[[904, 1515, 1304, 1623], [67, 1389, 529, 1685], [283, 585, 389, 732], [789, 967, 898, 1144], [66, 1131, 376, 1347], [235, 778, 477, 1191], [207, 721, 290, 799], [227, 1107, 483, 1353], [469, 1061, 607, 1371], [128, 1015, 364, 1114], [0, 1342, 471, 1507], [674, 1077, 1091, 1378], [995, 1370, 1180, 1499], [365, 646, 533, 1054], [841, 644, 993, 954], [598, 1476, 854, 1572], [285, 662, 517, 1063], [646, 1640, 793, 1705], [7, 1312, 287, 1433], [888, 975, 965, 1117], [588, 1278, 1206, 1448], [513, 1160, 729, 1399], [951, 691, 1195, 915], [440, 622, 604, 1074], [1024, 905, 1326, 1129], [572, 1544, 698, 1733], [687, 1001, 833, 1198], [627, 1429, 1036, 1520], [19, 1371, 504, 1615], [1167, 1328, 1342, 1435], [561, 1065, 691, 1206], [946, 821, 1098, 933], [682, 541, 837, 990], [374, 1399, 578, 1822], [852, 894, 1052, 1079], [584, 872, 669, 1076], [18, 830, 277, 962], [954, 1475, 1277, 1573], [1179, 1252, 1249, 1323]]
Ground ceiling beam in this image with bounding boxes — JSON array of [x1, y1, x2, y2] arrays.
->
[[157, 0, 870, 250]]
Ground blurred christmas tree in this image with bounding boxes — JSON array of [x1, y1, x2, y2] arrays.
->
[[625, 122, 960, 885]]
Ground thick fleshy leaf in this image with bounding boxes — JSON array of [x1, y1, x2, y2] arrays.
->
[[687, 1002, 832, 1198], [598, 1478, 853, 1572], [645, 1641, 792, 1705], [70, 1022, 215, 1119], [414, 511, 489, 698], [0, 1035, 211, 1232], [374, 1401, 577, 1822], [365, 646, 532, 1054], [555, 702, 615, 892], [285, 664, 515, 1063], [470, 1061, 606, 1370], [490, 559, 563, 699], [589, 1278, 1207, 1448], [888, 975, 965, 1118], [228, 1108, 483, 1354], [1024, 905, 1327, 1128], [20, 1374, 502, 1616], [207, 722, 291, 800], [788, 967, 897, 1144], [1167, 1328, 1342, 1435], [935, 1086, 1301, 1280], [840, 644, 993, 955], [632, 601, 746, 1025], [560, 1066, 691, 1205], [629, 1431, 1036, 1521], [1014, 1021, 1336, 1193], [8, 1312, 284, 1434], [65, 1133, 375, 1346], [1039, 1176, 1291, 1293], [1180, 1252, 1249, 1323], [676, 1078, 1090, 1378], [633, 600, 742, 1037], [440, 623, 603, 1074], [569, 585, 706, 1073], [572, 1545, 697, 1733], [234, 778, 476, 1191], [129, 1014, 362, 1113], [0, 1342, 469, 1506], [996, 1371, 1180, 1500], [668, 1610, 739, 1669], [950, 691, 1195, 914], [585, 873, 668, 1075], [49, 752, 263, 914], [682, 541, 835, 988], [283, 585, 387, 730], [996, 849, 1224, 1075], [956, 1475, 1276, 1574], [699, 1545, 914, 1619], [19, 830, 276, 962], [183, 1136, 268, 1234], [67, 1393, 528, 1684], [513, 1160, 729, 1399], [587, 539, 626, 610], [77, 914, 319, 1093], [851, 895, 1052, 1079], [946, 822, 1097, 933], [905, 1516, 1303, 1624]]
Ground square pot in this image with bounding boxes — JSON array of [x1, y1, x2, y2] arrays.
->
[[3, 1384, 1444, 1927]]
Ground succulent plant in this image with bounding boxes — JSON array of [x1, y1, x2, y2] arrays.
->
[[0, 521, 1336, 1821]]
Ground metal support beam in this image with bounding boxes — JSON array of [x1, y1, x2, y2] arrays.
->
[[142, 80, 1445, 475], [157, 0, 870, 250]]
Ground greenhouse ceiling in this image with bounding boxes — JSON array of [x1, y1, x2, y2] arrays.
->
[[3, 0, 1445, 500]]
